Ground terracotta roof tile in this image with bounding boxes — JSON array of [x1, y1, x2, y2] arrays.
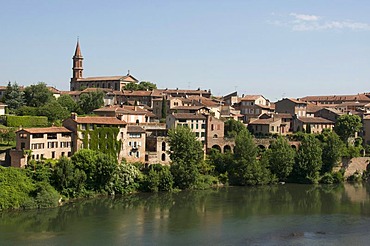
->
[[127, 125, 146, 133], [172, 113, 206, 120], [18, 126, 71, 134], [73, 116, 126, 125], [297, 116, 334, 124]]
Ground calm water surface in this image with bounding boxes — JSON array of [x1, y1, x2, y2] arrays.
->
[[1, 183, 370, 246]]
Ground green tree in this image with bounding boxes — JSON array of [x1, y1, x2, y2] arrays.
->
[[24, 82, 54, 107], [2, 81, 24, 112], [125, 81, 157, 91], [161, 97, 167, 120], [333, 114, 362, 143], [319, 131, 344, 174], [168, 126, 204, 189], [267, 136, 295, 181], [57, 94, 78, 113], [224, 119, 246, 138], [293, 135, 323, 183], [77, 91, 104, 114], [37, 101, 70, 123], [229, 129, 273, 185], [112, 159, 142, 194]]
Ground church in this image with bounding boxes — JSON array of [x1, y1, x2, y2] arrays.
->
[[70, 41, 138, 91]]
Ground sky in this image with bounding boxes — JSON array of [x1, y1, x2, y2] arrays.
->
[[1, 0, 370, 101]]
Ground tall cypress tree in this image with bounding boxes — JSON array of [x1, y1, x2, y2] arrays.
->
[[161, 97, 167, 120]]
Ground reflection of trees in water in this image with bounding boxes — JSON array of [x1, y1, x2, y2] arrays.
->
[[2, 184, 370, 237]]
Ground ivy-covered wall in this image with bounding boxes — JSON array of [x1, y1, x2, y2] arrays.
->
[[81, 124, 122, 157]]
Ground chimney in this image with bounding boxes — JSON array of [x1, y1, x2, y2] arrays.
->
[[71, 112, 77, 120]]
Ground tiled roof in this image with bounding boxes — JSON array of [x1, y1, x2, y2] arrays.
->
[[172, 106, 207, 110], [76, 75, 138, 82], [249, 118, 280, 125], [300, 94, 370, 102], [297, 116, 334, 124], [127, 125, 146, 133], [241, 95, 264, 101], [172, 113, 206, 120], [94, 105, 149, 115], [47, 86, 61, 93], [156, 89, 211, 95], [73, 116, 126, 125], [121, 90, 153, 96], [18, 127, 71, 134], [306, 103, 323, 113]]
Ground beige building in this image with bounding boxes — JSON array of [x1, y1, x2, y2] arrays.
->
[[94, 105, 155, 124], [240, 95, 271, 123], [248, 118, 284, 136], [275, 98, 307, 117], [126, 125, 146, 163], [10, 127, 72, 167], [293, 116, 334, 133]]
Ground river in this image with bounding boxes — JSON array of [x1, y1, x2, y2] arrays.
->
[[1, 183, 370, 245]]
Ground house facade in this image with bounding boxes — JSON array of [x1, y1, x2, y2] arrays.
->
[[62, 114, 128, 162], [275, 98, 307, 117], [10, 127, 72, 168]]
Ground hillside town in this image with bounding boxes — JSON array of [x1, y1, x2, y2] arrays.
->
[[1, 41, 370, 170]]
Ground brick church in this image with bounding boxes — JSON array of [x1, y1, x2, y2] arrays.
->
[[70, 41, 138, 91]]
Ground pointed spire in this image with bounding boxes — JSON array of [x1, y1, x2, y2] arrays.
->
[[74, 38, 82, 58]]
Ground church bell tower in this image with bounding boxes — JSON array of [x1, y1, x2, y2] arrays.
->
[[72, 40, 83, 80]]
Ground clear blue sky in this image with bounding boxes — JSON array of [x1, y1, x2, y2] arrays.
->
[[1, 0, 370, 101]]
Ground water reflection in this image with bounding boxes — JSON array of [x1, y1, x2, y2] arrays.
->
[[1, 183, 370, 245]]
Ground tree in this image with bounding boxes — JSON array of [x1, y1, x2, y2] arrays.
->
[[57, 94, 77, 113], [77, 91, 104, 114], [168, 126, 204, 189], [293, 135, 323, 183], [229, 129, 273, 185], [2, 81, 24, 112], [124, 81, 157, 91], [224, 119, 246, 138], [333, 114, 362, 143], [319, 131, 344, 174], [267, 136, 295, 181], [161, 97, 167, 120], [37, 101, 69, 123], [24, 82, 54, 107]]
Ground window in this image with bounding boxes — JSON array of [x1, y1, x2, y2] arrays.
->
[[51, 152, 55, 159], [19, 133, 27, 139], [81, 124, 86, 130], [201, 132, 205, 138], [32, 133, 43, 138], [21, 142, 25, 149], [162, 142, 166, 151], [161, 153, 166, 161]]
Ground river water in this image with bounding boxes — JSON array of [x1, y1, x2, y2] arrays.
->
[[1, 183, 370, 246]]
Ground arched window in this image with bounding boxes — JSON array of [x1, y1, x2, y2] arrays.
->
[[213, 134, 218, 139], [161, 153, 166, 161], [162, 142, 166, 151]]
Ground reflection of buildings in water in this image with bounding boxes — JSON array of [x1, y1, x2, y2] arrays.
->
[[344, 183, 369, 203]]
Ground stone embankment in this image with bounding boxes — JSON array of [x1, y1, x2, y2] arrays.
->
[[334, 157, 370, 178]]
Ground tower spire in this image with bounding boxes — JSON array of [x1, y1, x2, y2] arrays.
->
[[72, 38, 83, 81]]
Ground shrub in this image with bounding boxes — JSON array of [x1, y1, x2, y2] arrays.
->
[[6, 115, 48, 127]]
